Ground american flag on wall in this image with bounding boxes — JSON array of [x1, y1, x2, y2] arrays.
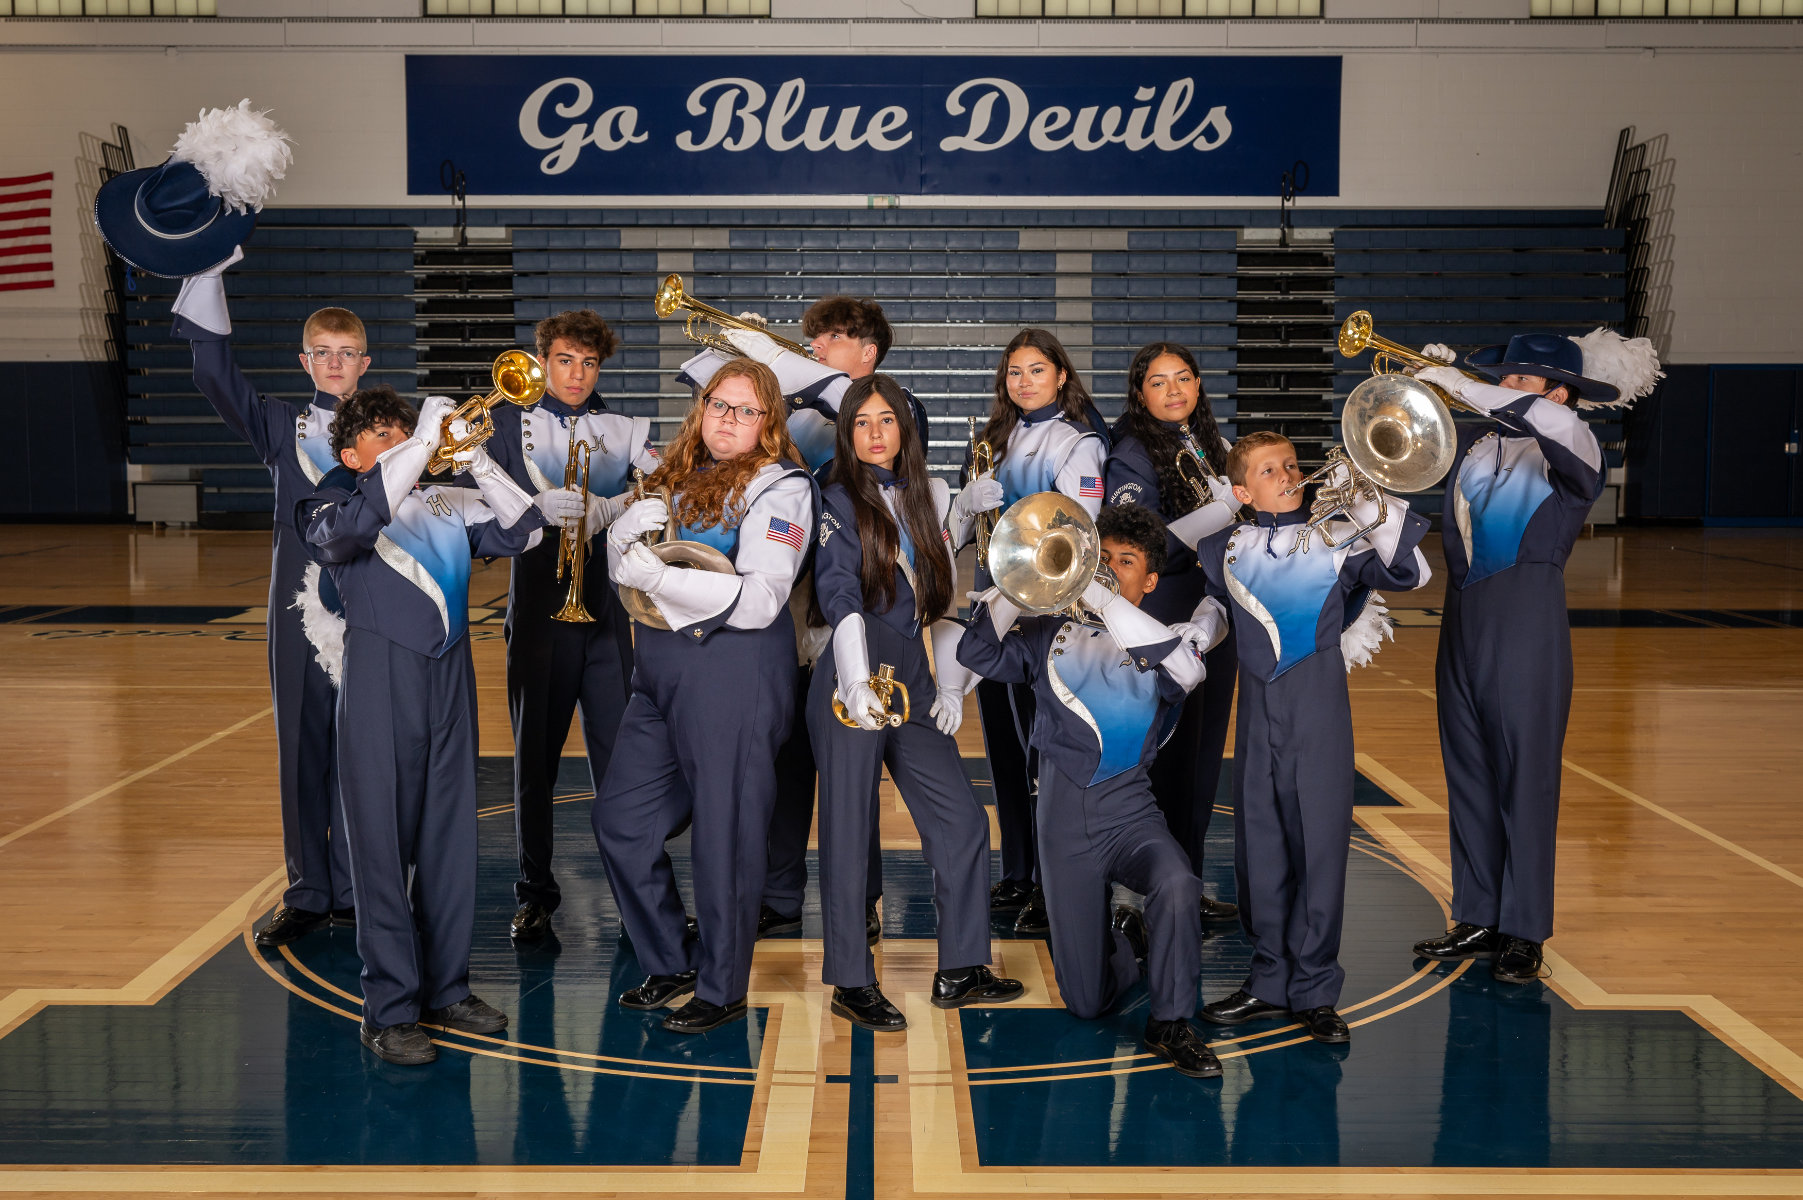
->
[[0, 173, 53, 292]]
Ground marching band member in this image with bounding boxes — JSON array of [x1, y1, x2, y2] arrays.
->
[[174, 252, 361, 946], [1408, 331, 1660, 984], [1104, 342, 1242, 923], [701, 297, 924, 945], [481, 310, 658, 945], [957, 504, 1220, 1079], [298, 386, 547, 1065], [948, 328, 1108, 934], [1192, 432, 1431, 1044], [811, 374, 1021, 1031], [595, 358, 816, 1034]]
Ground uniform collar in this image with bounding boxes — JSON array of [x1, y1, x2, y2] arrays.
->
[[310, 389, 338, 413], [1017, 404, 1062, 426], [868, 463, 906, 489], [1253, 505, 1309, 528], [537, 394, 604, 420]]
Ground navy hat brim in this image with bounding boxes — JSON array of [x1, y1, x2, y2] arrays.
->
[[1465, 344, 1621, 405], [94, 161, 257, 279]]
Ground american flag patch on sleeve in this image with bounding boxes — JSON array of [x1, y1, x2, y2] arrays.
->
[[766, 516, 805, 550], [942, 529, 953, 543], [1078, 476, 1104, 498]]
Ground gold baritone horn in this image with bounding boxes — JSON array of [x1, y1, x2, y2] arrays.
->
[[653, 273, 811, 358], [427, 349, 546, 475], [616, 470, 738, 631], [833, 664, 911, 730], [552, 437, 595, 624]]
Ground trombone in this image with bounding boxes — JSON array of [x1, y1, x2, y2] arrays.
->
[[552, 438, 595, 624], [427, 349, 546, 475], [833, 663, 910, 730], [653, 273, 811, 358], [967, 417, 996, 568]]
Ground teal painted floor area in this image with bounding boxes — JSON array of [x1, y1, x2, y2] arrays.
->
[[2, 757, 1801, 1174]]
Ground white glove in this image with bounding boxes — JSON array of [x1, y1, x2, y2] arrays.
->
[[470, 454, 536, 527], [612, 541, 667, 593], [1081, 577, 1117, 613], [837, 679, 887, 732], [1412, 365, 1470, 402], [445, 419, 490, 475], [736, 310, 769, 329], [952, 472, 1004, 522], [1166, 623, 1215, 676], [723, 326, 787, 367], [929, 687, 964, 736], [1418, 343, 1457, 365], [608, 496, 669, 552], [412, 396, 456, 457], [171, 245, 243, 335], [374, 436, 432, 516], [535, 487, 587, 525], [587, 491, 630, 531]]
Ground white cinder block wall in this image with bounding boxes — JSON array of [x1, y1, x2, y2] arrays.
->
[[2, 22, 1799, 364]]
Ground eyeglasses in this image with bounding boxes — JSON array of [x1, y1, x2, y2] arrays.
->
[[703, 397, 766, 425], [305, 348, 368, 364]]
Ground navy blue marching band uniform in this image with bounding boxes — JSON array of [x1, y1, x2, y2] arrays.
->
[[1429, 372, 1605, 950], [1104, 428, 1241, 888], [957, 579, 1207, 1024], [298, 424, 546, 1034], [950, 407, 1108, 897], [1194, 486, 1431, 1017], [811, 468, 991, 995], [596, 457, 817, 1015], [483, 397, 660, 927], [175, 303, 355, 928]]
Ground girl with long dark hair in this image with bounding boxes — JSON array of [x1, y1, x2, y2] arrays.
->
[[811, 374, 1023, 1030], [595, 358, 816, 1036], [947, 328, 1109, 934], [1104, 341, 1241, 922]]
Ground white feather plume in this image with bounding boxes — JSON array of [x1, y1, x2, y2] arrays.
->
[[1568, 327, 1664, 410], [170, 99, 293, 215], [1341, 592, 1394, 671], [292, 563, 345, 689]]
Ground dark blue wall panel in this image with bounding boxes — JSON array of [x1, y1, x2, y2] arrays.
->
[[1, 361, 127, 518]]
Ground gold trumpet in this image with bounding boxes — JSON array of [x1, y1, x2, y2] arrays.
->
[[653, 273, 811, 358], [427, 349, 546, 475], [616, 473, 737, 631], [552, 438, 594, 624], [967, 417, 996, 569], [833, 663, 910, 730]]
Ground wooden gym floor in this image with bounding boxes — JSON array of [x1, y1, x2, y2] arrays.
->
[[2, 522, 1802, 1199]]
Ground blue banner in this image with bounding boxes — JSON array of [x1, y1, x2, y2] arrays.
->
[[404, 54, 1339, 198]]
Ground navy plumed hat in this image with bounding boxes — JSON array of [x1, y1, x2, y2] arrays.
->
[[1466, 328, 1664, 411], [94, 100, 292, 278]]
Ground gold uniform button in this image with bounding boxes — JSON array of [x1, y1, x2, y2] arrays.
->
[[1228, 555, 1237, 564]]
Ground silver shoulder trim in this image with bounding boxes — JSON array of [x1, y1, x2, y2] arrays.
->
[[375, 531, 449, 641], [1224, 560, 1283, 668], [1453, 462, 1474, 570], [522, 418, 557, 494], [296, 425, 325, 486], [1047, 654, 1102, 759]]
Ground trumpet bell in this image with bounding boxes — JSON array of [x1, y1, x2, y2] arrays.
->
[[492, 349, 547, 405], [653, 273, 684, 319], [988, 491, 1102, 616], [1341, 373, 1457, 495], [618, 541, 738, 631]]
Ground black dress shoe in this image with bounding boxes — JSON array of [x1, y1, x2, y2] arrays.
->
[[510, 902, 553, 943], [1492, 935, 1545, 984], [619, 971, 698, 1010], [930, 965, 1025, 1009], [1296, 1005, 1350, 1044], [330, 906, 356, 929], [757, 905, 802, 938], [866, 903, 881, 946], [254, 905, 330, 948], [1013, 888, 1049, 934], [831, 985, 908, 1031], [1111, 905, 1148, 963], [360, 1021, 437, 1065], [1199, 988, 1287, 1026], [1144, 1018, 1223, 1079], [1198, 894, 1240, 923], [989, 879, 1035, 910], [661, 996, 747, 1034], [1413, 921, 1499, 960], [423, 993, 508, 1035]]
